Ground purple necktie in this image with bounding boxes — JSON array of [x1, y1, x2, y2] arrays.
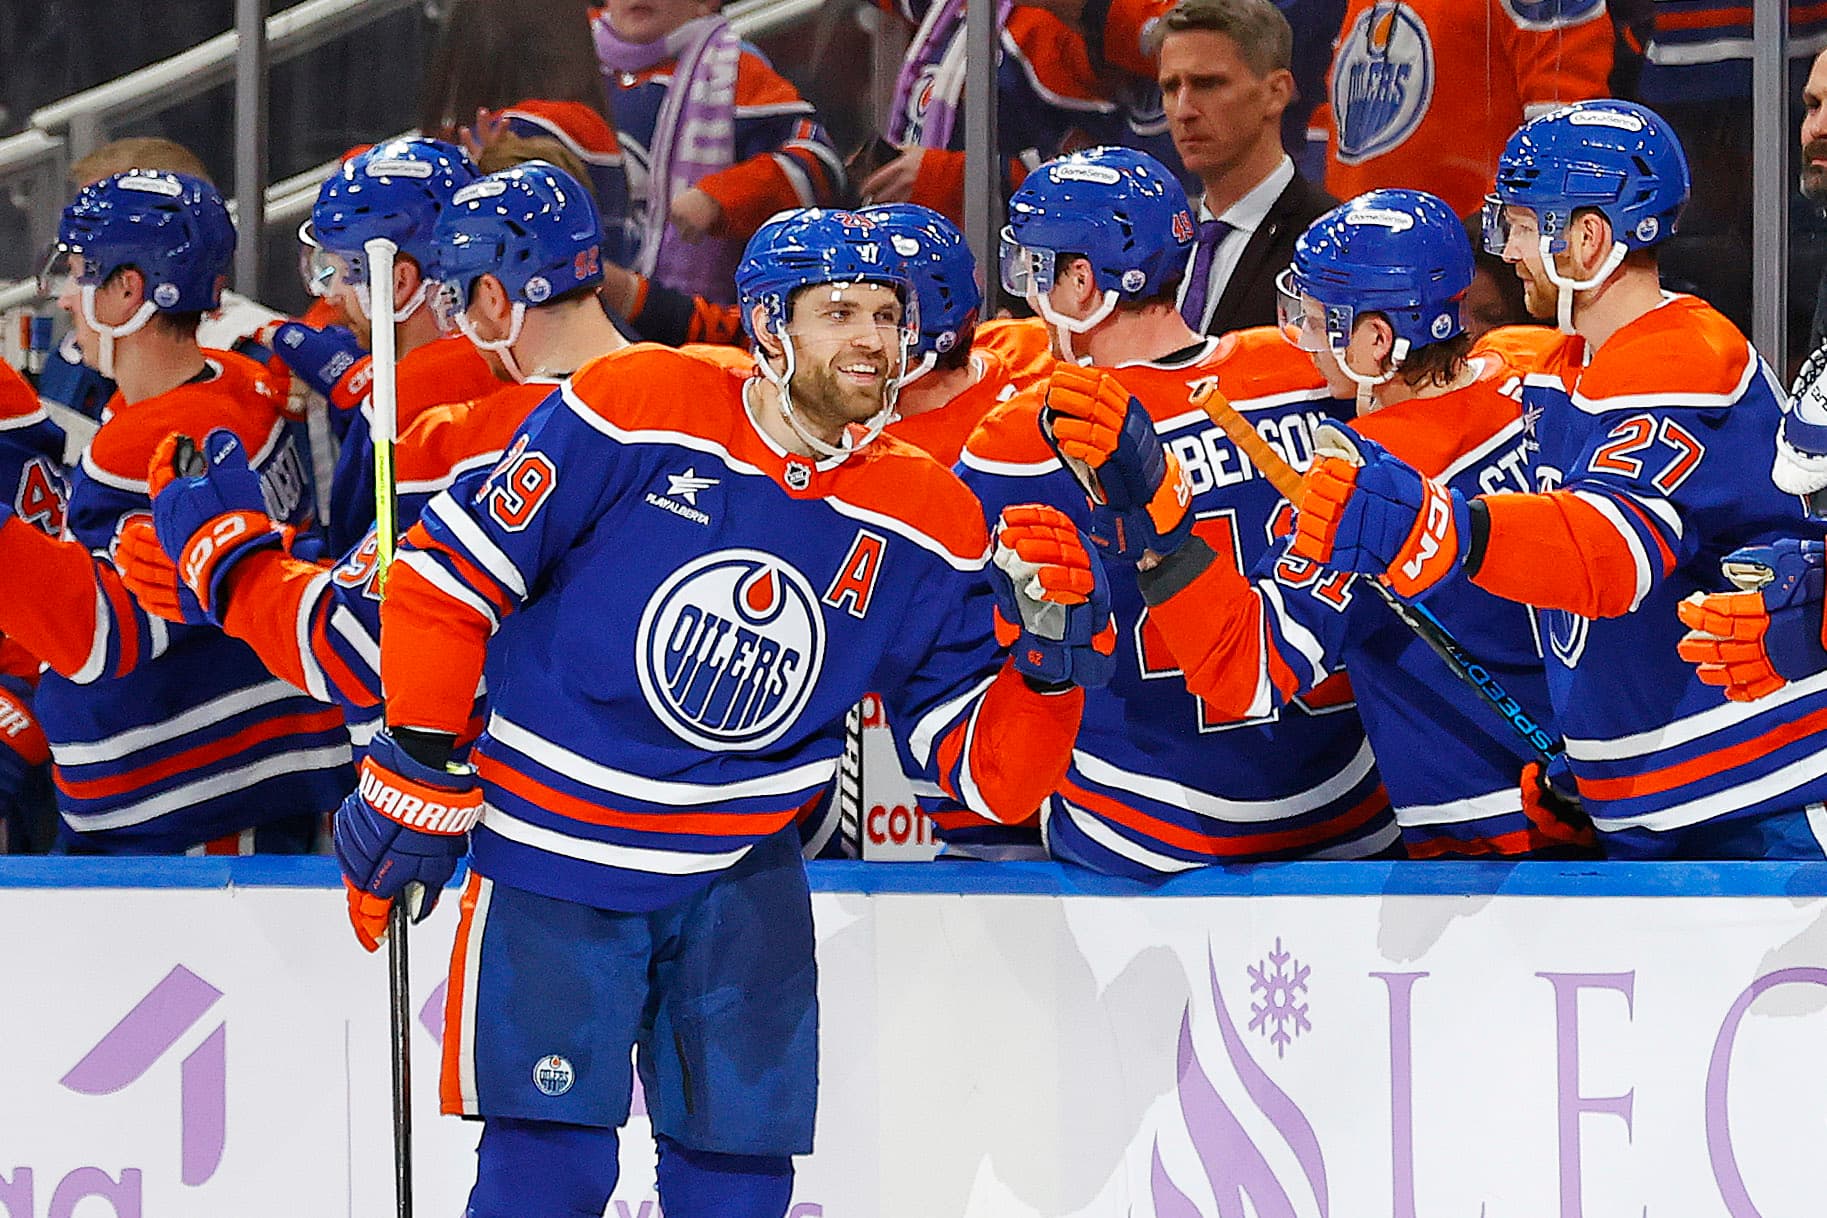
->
[[1179, 218, 1233, 328]]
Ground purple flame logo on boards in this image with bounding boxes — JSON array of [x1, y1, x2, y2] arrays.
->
[[1149, 948, 1328, 1217]]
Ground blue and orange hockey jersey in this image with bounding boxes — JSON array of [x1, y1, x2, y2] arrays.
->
[[499, 100, 633, 266], [1638, 3, 1827, 103], [1314, 0, 1613, 217], [1470, 294, 1827, 857], [958, 328, 1396, 876], [379, 346, 1083, 910], [1143, 333, 1574, 856], [0, 353, 351, 850]]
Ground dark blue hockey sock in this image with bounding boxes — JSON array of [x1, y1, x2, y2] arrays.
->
[[466, 1117, 621, 1218], [654, 1134, 795, 1218]]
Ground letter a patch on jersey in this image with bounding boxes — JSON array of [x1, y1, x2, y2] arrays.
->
[[824, 529, 887, 619]]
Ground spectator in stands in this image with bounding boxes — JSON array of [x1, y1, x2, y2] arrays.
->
[[419, 0, 612, 137], [1154, 0, 1334, 335], [857, 0, 1180, 223], [1313, 0, 1612, 218], [591, 0, 844, 304]]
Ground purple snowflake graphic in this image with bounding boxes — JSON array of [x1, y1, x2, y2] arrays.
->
[[1247, 937, 1311, 1057]]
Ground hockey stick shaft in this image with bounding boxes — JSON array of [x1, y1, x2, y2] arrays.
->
[[1189, 379, 1563, 764], [364, 236, 413, 1218]]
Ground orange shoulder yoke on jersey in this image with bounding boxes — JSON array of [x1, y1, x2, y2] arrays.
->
[[1573, 295, 1752, 404], [1470, 324, 1564, 374], [503, 99, 621, 158], [396, 381, 557, 487], [1202, 326, 1331, 404], [1351, 363, 1522, 480], [889, 349, 1016, 467], [961, 388, 1053, 467], [396, 337, 502, 432], [826, 433, 991, 563], [678, 343, 756, 377], [972, 317, 1055, 391], [0, 361, 41, 421], [87, 353, 287, 490]]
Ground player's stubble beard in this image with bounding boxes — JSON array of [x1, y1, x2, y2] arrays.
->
[[1804, 139, 1827, 203], [788, 354, 891, 442]]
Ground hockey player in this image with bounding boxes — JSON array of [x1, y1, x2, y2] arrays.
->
[[277, 138, 501, 554], [0, 171, 350, 852], [962, 146, 1397, 876], [333, 208, 1105, 1218], [1289, 100, 1827, 858], [1040, 188, 1587, 856], [117, 163, 628, 751]]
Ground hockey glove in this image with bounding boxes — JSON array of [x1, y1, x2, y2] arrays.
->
[[0, 677, 48, 815], [1676, 539, 1827, 702], [1519, 756, 1597, 853], [263, 321, 372, 414], [148, 430, 284, 619], [1039, 364, 1193, 562], [1291, 422, 1473, 599], [990, 503, 1117, 689], [1774, 341, 1827, 498], [114, 516, 204, 625], [333, 729, 480, 952]]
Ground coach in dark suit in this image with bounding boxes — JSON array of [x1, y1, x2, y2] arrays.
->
[[1152, 0, 1337, 336]]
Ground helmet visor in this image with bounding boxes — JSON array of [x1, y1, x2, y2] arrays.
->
[[1274, 268, 1331, 354], [429, 279, 470, 334], [37, 248, 85, 300], [999, 227, 1058, 298], [1479, 195, 1510, 257]]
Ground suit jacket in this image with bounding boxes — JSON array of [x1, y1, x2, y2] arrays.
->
[[1200, 172, 1338, 338]]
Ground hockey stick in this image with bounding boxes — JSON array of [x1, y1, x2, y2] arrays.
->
[[364, 235, 414, 1218], [1188, 377, 1566, 767]]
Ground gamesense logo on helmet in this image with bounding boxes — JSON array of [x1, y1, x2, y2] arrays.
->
[[1344, 208, 1414, 232], [636, 550, 826, 750]]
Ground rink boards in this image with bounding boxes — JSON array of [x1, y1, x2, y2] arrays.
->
[[1, 858, 1824, 1218]]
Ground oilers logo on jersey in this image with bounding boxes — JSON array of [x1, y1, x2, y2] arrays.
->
[[1331, 3, 1436, 165], [636, 549, 826, 750]]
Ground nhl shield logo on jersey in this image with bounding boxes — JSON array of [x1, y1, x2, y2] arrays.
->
[[637, 549, 827, 750], [1330, 3, 1435, 165]]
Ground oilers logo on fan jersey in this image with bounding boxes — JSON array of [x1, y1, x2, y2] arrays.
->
[[1331, 3, 1435, 165], [637, 550, 826, 751]]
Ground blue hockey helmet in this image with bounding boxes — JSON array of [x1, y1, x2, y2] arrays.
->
[[735, 207, 918, 342], [1279, 189, 1473, 361], [434, 162, 604, 310], [1001, 147, 1194, 331], [305, 137, 478, 283], [859, 202, 982, 363], [1485, 100, 1688, 256], [46, 170, 235, 314]]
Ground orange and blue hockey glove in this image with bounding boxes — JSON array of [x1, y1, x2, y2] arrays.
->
[[263, 321, 372, 416], [114, 515, 195, 624], [989, 503, 1118, 688], [145, 429, 284, 621], [1290, 422, 1474, 599], [1039, 364, 1193, 561], [1676, 540, 1827, 702], [333, 729, 480, 952]]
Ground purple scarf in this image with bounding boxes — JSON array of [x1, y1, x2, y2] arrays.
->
[[595, 13, 743, 303], [888, 0, 1012, 150]]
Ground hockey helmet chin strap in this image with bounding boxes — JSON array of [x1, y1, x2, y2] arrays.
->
[[756, 311, 905, 461], [1539, 233, 1627, 334], [455, 302, 529, 383], [355, 277, 428, 328], [1334, 335, 1408, 416], [1031, 287, 1119, 366], [895, 351, 938, 391], [80, 285, 159, 380]]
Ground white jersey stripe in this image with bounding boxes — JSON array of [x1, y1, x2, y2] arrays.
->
[[1071, 737, 1376, 823], [479, 805, 755, 874], [52, 679, 304, 764], [64, 744, 352, 831]]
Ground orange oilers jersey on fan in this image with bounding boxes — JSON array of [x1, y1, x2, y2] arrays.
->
[[958, 327, 1396, 876], [1317, 0, 1613, 217], [326, 334, 500, 555], [1479, 294, 1827, 857], [220, 379, 562, 748], [380, 345, 1081, 910], [1144, 338, 1574, 857], [0, 352, 350, 850]]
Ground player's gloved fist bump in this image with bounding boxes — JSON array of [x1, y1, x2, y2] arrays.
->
[[264, 322, 372, 413], [148, 429, 283, 616], [1291, 422, 1471, 598], [114, 516, 204, 624], [333, 729, 480, 952], [1040, 365, 1193, 561], [1676, 539, 1827, 702], [989, 504, 1118, 689]]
